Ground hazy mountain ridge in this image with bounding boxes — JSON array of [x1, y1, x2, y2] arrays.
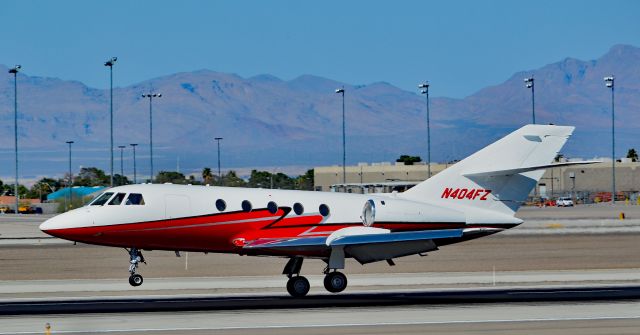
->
[[1, 45, 639, 178]]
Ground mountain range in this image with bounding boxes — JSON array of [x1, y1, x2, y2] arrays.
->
[[1, 44, 639, 180]]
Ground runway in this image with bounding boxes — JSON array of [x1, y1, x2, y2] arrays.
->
[[2, 298, 639, 334]]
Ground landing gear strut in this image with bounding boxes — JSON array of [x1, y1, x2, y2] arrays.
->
[[283, 257, 310, 297], [127, 248, 145, 287]]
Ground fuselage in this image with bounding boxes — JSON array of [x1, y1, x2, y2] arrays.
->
[[40, 183, 520, 256]]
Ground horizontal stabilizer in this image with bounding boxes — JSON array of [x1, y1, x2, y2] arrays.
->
[[464, 161, 600, 178]]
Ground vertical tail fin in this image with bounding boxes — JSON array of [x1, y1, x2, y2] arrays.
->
[[400, 125, 575, 216]]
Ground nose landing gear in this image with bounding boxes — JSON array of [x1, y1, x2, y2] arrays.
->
[[127, 248, 145, 287]]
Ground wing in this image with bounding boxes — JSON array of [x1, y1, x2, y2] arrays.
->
[[242, 227, 468, 264]]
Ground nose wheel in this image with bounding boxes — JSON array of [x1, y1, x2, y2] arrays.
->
[[324, 271, 348, 293], [127, 248, 146, 287], [129, 273, 143, 286]]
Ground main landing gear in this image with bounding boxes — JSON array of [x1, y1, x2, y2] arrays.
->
[[282, 257, 348, 297], [127, 248, 146, 287], [283, 256, 310, 297], [323, 270, 348, 293]]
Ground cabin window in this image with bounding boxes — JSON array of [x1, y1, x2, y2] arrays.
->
[[293, 202, 304, 215], [241, 200, 252, 212], [216, 199, 226, 212], [108, 193, 127, 205], [267, 201, 278, 214], [319, 204, 330, 217], [125, 193, 145, 205], [90, 192, 114, 206]]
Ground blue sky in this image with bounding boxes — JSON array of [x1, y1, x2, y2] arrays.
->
[[1, 0, 639, 98]]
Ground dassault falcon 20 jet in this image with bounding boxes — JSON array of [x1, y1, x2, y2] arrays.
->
[[40, 125, 593, 297]]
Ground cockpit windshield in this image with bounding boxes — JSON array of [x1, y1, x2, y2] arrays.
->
[[89, 192, 114, 206]]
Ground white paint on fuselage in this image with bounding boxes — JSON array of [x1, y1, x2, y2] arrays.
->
[[40, 183, 521, 232]]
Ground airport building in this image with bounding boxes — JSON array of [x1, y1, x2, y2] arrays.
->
[[314, 160, 640, 200]]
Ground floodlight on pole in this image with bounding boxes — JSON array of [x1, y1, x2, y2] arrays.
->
[[524, 77, 535, 124], [604, 75, 615, 204], [142, 92, 162, 183], [104, 57, 117, 187], [335, 87, 346, 184], [9, 65, 21, 213], [418, 82, 431, 178]]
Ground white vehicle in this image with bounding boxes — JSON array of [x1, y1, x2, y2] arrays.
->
[[40, 124, 595, 297], [556, 197, 574, 207]]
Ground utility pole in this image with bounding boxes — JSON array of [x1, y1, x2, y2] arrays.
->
[[142, 92, 162, 183], [604, 75, 615, 204], [335, 87, 346, 184], [214, 137, 223, 185], [118, 145, 126, 185], [66, 141, 74, 209], [524, 77, 535, 124], [104, 57, 117, 187], [130, 144, 138, 184], [9, 65, 21, 213], [419, 82, 431, 178]]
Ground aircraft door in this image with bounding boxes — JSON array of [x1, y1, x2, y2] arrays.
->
[[165, 194, 192, 219]]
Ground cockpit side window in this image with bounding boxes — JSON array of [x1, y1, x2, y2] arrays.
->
[[90, 192, 114, 206], [108, 193, 127, 205], [125, 193, 145, 205]]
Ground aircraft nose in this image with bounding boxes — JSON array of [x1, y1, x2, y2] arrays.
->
[[39, 214, 65, 232], [40, 209, 91, 234]]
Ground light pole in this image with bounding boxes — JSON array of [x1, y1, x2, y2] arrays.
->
[[214, 137, 223, 185], [9, 65, 21, 213], [604, 75, 615, 204], [66, 141, 74, 208], [142, 92, 162, 183], [104, 57, 117, 187], [335, 87, 346, 184], [524, 77, 535, 124], [418, 82, 431, 178], [118, 145, 126, 185], [130, 144, 138, 184]]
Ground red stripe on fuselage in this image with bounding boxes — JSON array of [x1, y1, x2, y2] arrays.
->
[[45, 209, 290, 252]]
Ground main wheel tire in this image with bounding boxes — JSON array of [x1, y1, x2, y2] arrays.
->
[[129, 274, 143, 287], [286, 276, 310, 297], [323, 271, 348, 293]]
